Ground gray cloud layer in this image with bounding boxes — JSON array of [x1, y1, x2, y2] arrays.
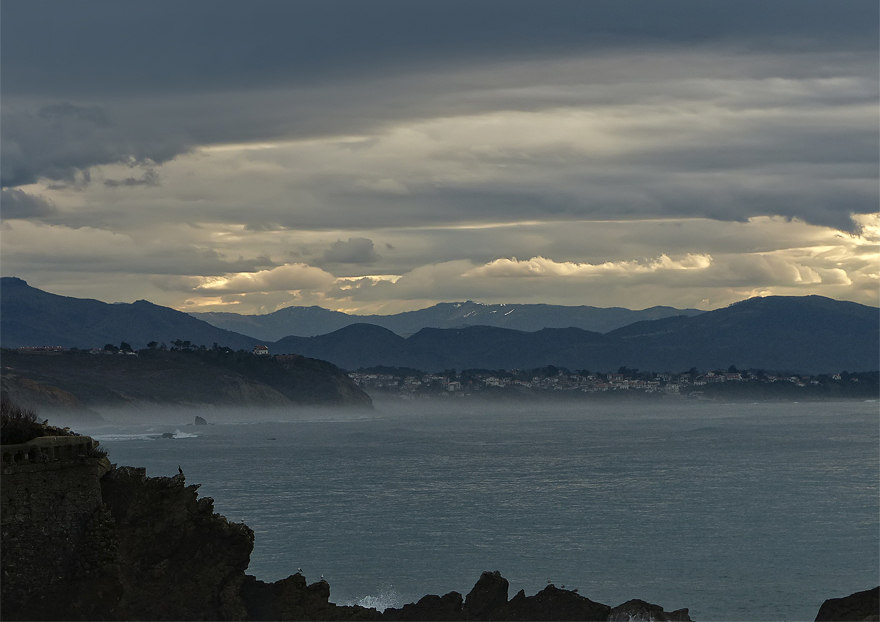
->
[[1, 1, 877, 313], [322, 238, 379, 265], [0, 188, 57, 219], [3, 1, 875, 95]]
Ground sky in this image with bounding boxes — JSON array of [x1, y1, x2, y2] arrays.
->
[[2, 1, 878, 315]]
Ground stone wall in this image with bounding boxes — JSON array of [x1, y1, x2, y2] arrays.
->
[[1, 436, 116, 619]]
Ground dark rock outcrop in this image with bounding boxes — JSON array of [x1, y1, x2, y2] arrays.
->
[[464, 571, 511, 620], [382, 592, 464, 621], [379, 573, 684, 622], [241, 573, 381, 621], [493, 584, 612, 621], [195, 415, 208, 425], [815, 587, 880, 622], [100, 466, 255, 620]]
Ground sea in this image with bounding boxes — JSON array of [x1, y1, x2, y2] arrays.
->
[[65, 398, 879, 621]]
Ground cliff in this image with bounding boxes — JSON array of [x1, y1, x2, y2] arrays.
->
[[1, 435, 875, 621], [0, 349, 372, 411]]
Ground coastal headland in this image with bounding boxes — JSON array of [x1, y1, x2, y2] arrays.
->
[[0, 348, 372, 415]]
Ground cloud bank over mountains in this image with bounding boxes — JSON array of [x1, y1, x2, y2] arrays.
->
[[1, 1, 877, 314]]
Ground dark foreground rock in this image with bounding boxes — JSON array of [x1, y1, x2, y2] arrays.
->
[[241, 573, 381, 621], [382, 592, 464, 621], [379, 571, 678, 622], [815, 587, 880, 622], [493, 584, 612, 621]]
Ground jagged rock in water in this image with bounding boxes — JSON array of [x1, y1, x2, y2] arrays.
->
[[463, 570, 510, 620], [608, 598, 692, 621], [493, 584, 611, 621], [194, 415, 208, 425], [382, 591, 464, 621], [814, 587, 879, 622], [241, 573, 380, 621]]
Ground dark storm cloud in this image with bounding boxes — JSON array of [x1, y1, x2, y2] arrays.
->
[[2, 1, 875, 97], [0, 188, 58, 219], [1, 102, 185, 187], [322, 238, 379, 265], [1, 0, 876, 232], [39, 102, 110, 126]]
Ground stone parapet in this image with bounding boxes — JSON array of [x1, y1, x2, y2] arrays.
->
[[1, 435, 99, 475]]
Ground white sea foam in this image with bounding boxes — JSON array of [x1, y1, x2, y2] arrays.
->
[[91, 429, 198, 441], [349, 589, 401, 612], [172, 430, 199, 439], [92, 433, 158, 442]]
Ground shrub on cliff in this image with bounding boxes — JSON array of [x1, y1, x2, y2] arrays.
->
[[0, 397, 40, 444]]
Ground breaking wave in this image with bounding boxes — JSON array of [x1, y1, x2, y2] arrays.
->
[[342, 588, 402, 613]]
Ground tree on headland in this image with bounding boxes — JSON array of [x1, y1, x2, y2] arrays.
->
[[103, 343, 119, 353]]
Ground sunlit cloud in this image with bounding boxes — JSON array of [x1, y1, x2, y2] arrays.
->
[[465, 254, 714, 279]]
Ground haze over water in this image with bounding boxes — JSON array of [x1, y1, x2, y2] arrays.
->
[[77, 399, 878, 621]]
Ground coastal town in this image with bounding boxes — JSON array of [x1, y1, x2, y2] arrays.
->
[[348, 367, 878, 400]]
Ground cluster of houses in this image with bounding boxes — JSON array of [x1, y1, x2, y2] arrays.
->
[[13, 344, 275, 357], [347, 368, 858, 398]]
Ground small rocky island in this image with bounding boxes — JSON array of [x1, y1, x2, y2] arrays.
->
[[1, 401, 876, 621]]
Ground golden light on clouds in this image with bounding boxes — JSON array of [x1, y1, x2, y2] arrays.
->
[[465, 254, 714, 279]]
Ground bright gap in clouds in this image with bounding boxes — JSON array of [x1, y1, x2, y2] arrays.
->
[[125, 215, 875, 316]]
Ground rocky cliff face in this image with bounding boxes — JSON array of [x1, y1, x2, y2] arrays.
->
[[100, 466, 255, 620]]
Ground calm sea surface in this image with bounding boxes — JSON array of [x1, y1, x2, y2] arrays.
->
[[69, 399, 879, 621]]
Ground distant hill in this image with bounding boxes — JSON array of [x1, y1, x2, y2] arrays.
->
[[605, 294, 879, 373], [191, 300, 704, 339], [269, 296, 879, 374], [1, 277, 260, 351]]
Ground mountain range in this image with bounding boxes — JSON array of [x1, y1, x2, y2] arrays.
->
[[271, 294, 879, 374], [191, 301, 704, 339], [2, 277, 877, 374]]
